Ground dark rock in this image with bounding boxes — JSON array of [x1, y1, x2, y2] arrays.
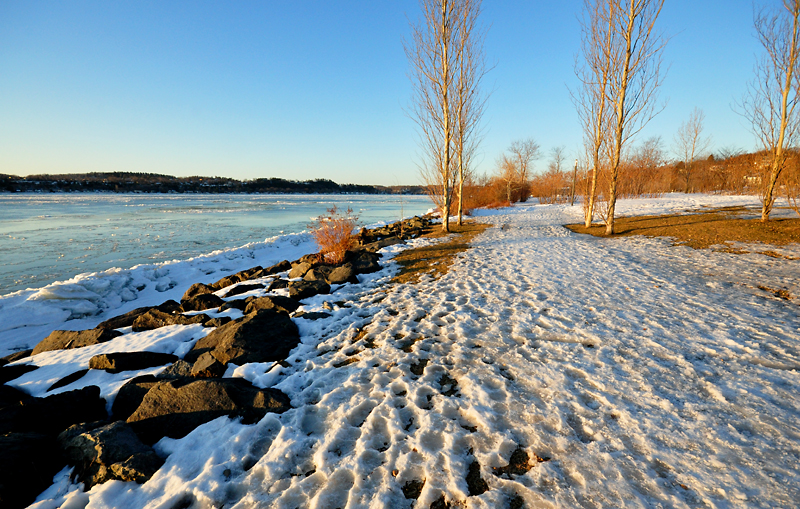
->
[[244, 295, 301, 315], [205, 316, 232, 328], [0, 364, 38, 384], [267, 278, 289, 291], [326, 262, 359, 285], [59, 420, 163, 488], [181, 283, 216, 302], [210, 266, 263, 291], [158, 360, 194, 379], [303, 265, 333, 282], [132, 309, 210, 332], [32, 329, 123, 356], [190, 352, 227, 378], [492, 446, 539, 477], [0, 385, 30, 410], [289, 261, 314, 279], [293, 311, 332, 321], [0, 386, 107, 435], [402, 479, 425, 500], [126, 377, 291, 444], [0, 432, 63, 509], [96, 301, 182, 331], [297, 253, 322, 265], [181, 293, 225, 312], [0, 350, 33, 366], [258, 260, 291, 277], [466, 460, 489, 496], [111, 376, 160, 421], [287, 280, 330, 300], [89, 352, 179, 373], [185, 309, 300, 366], [219, 298, 251, 312], [350, 251, 382, 274], [47, 369, 90, 392], [359, 236, 405, 253], [222, 283, 265, 298]]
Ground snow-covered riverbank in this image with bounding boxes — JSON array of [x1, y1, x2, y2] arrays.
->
[[7, 193, 800, 508]]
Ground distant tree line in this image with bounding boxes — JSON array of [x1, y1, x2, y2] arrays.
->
[[0, 172, 425, 195]]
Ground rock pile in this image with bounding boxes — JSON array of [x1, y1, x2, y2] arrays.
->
[[0, 214, 434, 508]]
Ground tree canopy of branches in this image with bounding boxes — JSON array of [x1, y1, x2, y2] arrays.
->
[[673, 108, 711, 193], [406, 0, 488, 232], [740, 0, 800, 221]]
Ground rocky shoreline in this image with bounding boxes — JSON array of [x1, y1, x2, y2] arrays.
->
[[0, 215, 435, 508]]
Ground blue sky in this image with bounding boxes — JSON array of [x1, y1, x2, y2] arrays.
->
[[0, 1, 762, 185]]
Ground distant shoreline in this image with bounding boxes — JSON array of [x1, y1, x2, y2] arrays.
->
[[1, 173, 426, 195]]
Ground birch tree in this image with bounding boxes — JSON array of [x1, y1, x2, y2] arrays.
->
[[741, 0, 800, 221], [454, 0, 489, 226], [407, 0, 458, 232], [574, 0, 616, 227], [604, 0, 666, 234], [674, 108, 711, 193]]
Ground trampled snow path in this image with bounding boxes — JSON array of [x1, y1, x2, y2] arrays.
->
[[31, 196, 800, 508]]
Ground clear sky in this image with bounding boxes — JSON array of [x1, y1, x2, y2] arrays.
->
[[0, 1, 763, 185]]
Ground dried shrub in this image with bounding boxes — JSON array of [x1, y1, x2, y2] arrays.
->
[[308, 206, 359, 265]]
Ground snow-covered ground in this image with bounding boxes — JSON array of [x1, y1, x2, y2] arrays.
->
[[9, 193, 800, 508]]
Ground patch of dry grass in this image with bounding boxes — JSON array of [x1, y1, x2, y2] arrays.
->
[[565, 207, 800, 257], [391, 222, 491, 285]]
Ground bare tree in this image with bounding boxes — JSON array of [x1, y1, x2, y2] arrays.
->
[[548, 145, 567, 174], [407, 0, 458, 232], [454, 0, 490, 226], [604, 0, 667, 234], [674, 107, 712, 193], [740, 0, 800, 221], [495, 155, 519, 204], [507, 138, 541, 201], [574, 0, 616, 227]]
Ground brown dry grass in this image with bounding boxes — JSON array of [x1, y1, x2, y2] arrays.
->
[[565, 206, 800, 257], [391, 222, 491, 285]]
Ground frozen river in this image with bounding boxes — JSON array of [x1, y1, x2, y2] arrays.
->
[[0, 193, 432, 295]]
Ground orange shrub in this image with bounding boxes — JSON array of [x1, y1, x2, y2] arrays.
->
[[308, 206, 359, 265]]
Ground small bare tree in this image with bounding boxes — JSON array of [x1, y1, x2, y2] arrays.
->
[[574, 0, 616, 227], [454, 0, 490, 226], [407, 0, 458, 232], [740, 0, 800, 221], [674, 107, 712, 193], [506, 138, 541, 201], [604, 0, 667, 234]]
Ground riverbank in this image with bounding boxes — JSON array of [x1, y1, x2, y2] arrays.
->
[[3, 193, 800, 508]]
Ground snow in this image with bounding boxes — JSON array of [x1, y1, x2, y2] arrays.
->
[[8, 193, 800, 508]]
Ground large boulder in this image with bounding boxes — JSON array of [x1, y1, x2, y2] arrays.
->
[[253, 260, 291, 278], [288, 280, 330, 300], [58, 420, 163, 488], [359, 236, 405, 253], [0, 386, 107, 435], [222, 283, 265, 298], [0, 350, 32, 366], [267, 278, 289, 291], [190, 352, 227, 378], [0, 432, 63, 509], [327, 262, 359, 285], [95, 300, 182, 331], [350, 251, 382, 274], [89, 352, 179, 373], [32, 329, 123, 356], [111, 376, 161, 422], [185, 309, 300, 366], [181, 293, 225, 312], [181, 283, 215, 303], [243, 295, 301, 315], [210, 266, 264, 291], [289, 261, 314, 279], [131, 309, 210, 332], [304, 265, 333, 282], [126, 378, 291, 444]]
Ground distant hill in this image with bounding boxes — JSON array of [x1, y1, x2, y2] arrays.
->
[[0, 172, 425, 195]]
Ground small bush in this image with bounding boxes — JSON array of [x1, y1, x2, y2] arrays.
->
[[308, 206, 360, 265]]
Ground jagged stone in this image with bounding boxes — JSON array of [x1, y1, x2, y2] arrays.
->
[[204, 316, 232, 328], [289, 261, 314, 279], [95, 301, 181, 331], [58, 420, 163, 488], [359, 236, 405, 253], [131, 309, 210, 332], [181, 283, 215, 302], [210, 266, 263, 291], [304, 265, 333, 282], [158, 360, 193, 378], [0, 350, 33, 366], [326, 262, 358, 284], [32, 329, 123, 356], [287, 279, 330, 300], [89, 352, 179, 373], [0, 386, 107, 435], [190, 352, 227, 378], [185, 309, 300, 366], [243, 295, 301, 315], [267, 278, 290, 291], [222, 283, 265, 298], [219, 298, 251, 312], [126, 377, 291, 444], [111, 376, 161, 422], [180, 293, 225, 312], [350, 251, 382, 274], [253, 260, 291, 278]]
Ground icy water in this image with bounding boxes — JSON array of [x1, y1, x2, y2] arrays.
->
[[0, 193, 432, 295]]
